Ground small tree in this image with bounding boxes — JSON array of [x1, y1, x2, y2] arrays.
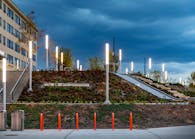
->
[[191, 72, 195, 85], [88, 57, 103, 70], [151, 70, 161, 82]]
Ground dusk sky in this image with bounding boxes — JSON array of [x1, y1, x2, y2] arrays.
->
[[13, 0, 195, 81]]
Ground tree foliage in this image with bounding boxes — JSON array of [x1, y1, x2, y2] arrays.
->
[[88, 57, 103, 70]]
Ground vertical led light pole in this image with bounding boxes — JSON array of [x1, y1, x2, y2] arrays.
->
[[2, 58, 6, 111], [130, 61, 134, 73], [28, 41, 33, 92], [162, 63, 165, 82], [16, 59, 19, 70], [125, 68, 129, 74], [162, 63, 165, 72], [104, 43, 110, 104], [45, 35, 49, 70], [80, 65, 83, 71], [165, 71, 168, 81], [76, 60, 80, 70], [61, 52, 63, 65], [55, 46, 58, 71], [119, 49, 122, 73]]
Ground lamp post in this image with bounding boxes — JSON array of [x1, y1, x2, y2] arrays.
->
[[60, 52, 63, 71], [16, 59, 19, 70], [119, 49, 122, 73], [80, 65, 83, 71], [55, 46, 58, 71], [162, 63, 165, 82], [130, 61, 134, 73], [2, 58, 6, 111], [125, 68, 129, 74], [45, 35, 49, 70], [164, 71, 168, 82], [76, 60, 80, 70], [28, 41, 33, 92], [104, 43, 110, 104]]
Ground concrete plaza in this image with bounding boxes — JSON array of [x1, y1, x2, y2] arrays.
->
[[0, 125, 195, 139]]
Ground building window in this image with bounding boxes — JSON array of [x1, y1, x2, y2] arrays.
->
[[33, 55, 36, 62], [3, 3, 6, 13], [7, 39, 13, 50], [15, 43, 20, 53], [15, 29, 20, 39], [0, 34, 1, 43], [7, 54, 13, 64], [0, 0, 2, 9], [3, 20, 6, 30], [3, 36, 6, 45], [21, 48, 27, 56], [21, 20, 26, 30], [0, 17, 1, 27], [7, 23, 13, 34], [7, 8, 14, 20], [15, 14, 20, 25]]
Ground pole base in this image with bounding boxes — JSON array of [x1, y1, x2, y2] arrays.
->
[[28, 88, 33, 92], [104, 100, 111, 104]]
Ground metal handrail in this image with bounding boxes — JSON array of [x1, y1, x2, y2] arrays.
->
[[0, 88, 3, 95], [10, 64, 29, 98]]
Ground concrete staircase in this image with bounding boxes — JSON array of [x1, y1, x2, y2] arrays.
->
[[0, 65, 29, 105]]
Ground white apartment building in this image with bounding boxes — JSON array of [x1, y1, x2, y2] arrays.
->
[[0, 0, 38, 70]]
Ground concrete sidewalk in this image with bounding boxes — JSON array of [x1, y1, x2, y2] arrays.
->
[[0, 125, 194, 139]]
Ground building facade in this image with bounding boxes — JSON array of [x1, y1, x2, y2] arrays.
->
[[0, 0, 37, 70]]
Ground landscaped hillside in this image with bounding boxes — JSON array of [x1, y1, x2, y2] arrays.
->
[[18, 70, 168, 103]]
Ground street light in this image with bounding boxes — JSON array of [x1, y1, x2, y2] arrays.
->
[[119, 49, 122, 73], [104, 42, 110, 104], [16, 59, 19, 70], [76, 60, 80, 70], [130, 61, 134, 73], [125, 68, 129, 74], [55, 46, 58, 71], [2, 58, 6, 111], [28, 41, 33, 92], [45, 35, 49, 70], [61, 52, 63, 65], [164, 71, 168, 81], [162, 63, 165, 72], [80, 65, 83, 71], [148, 58, 152, 78]]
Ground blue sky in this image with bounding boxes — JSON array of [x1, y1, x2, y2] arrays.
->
[[13, 0, 195, 81]]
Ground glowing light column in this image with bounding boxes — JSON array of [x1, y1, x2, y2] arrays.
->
[[45, 35, 49, 70], [60, 52, 63, 71], [2, 58, 6, 111], [55, 46, 58, 71], [104, 43, 110, 104], [130, 61, 134, 73], [119, 49, 122, 73], [28, 41, 33, 92], [162, 63, 165, 82], [76, 60, 80, 70]]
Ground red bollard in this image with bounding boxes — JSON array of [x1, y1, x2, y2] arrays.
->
[[112, 112, 115, 131], [76, 112, 79, 130], [58, 112, 61, 130], [40, 113, 44, 131], [129, 112, 133, 131], [94, 112, 96, 131]]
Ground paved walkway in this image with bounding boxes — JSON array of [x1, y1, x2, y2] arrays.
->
[[0, 125, 194, 139]]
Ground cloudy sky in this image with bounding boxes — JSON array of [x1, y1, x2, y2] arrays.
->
[[13, 0, 195, 80]]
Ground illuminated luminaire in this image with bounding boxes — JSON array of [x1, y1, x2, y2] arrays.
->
[[179, 77, 182, 84], [61, 52, 63, 64], [119, 49, 122, 61], [55, 46, 58, 59], [130, 61, 134, 72], [164, 71, 168, 80], [45, 35, 49, 50], [162, 63, 165, 72], [76, 60, 80, 70], [80, 65, 83, 71], [125, 68, 129, 74], [105, 43, 109, 65], [29, 41, 32, 59], [148, 58, 152, 70], [2, 58, 6, 83], [16, 59, 19, 70]]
